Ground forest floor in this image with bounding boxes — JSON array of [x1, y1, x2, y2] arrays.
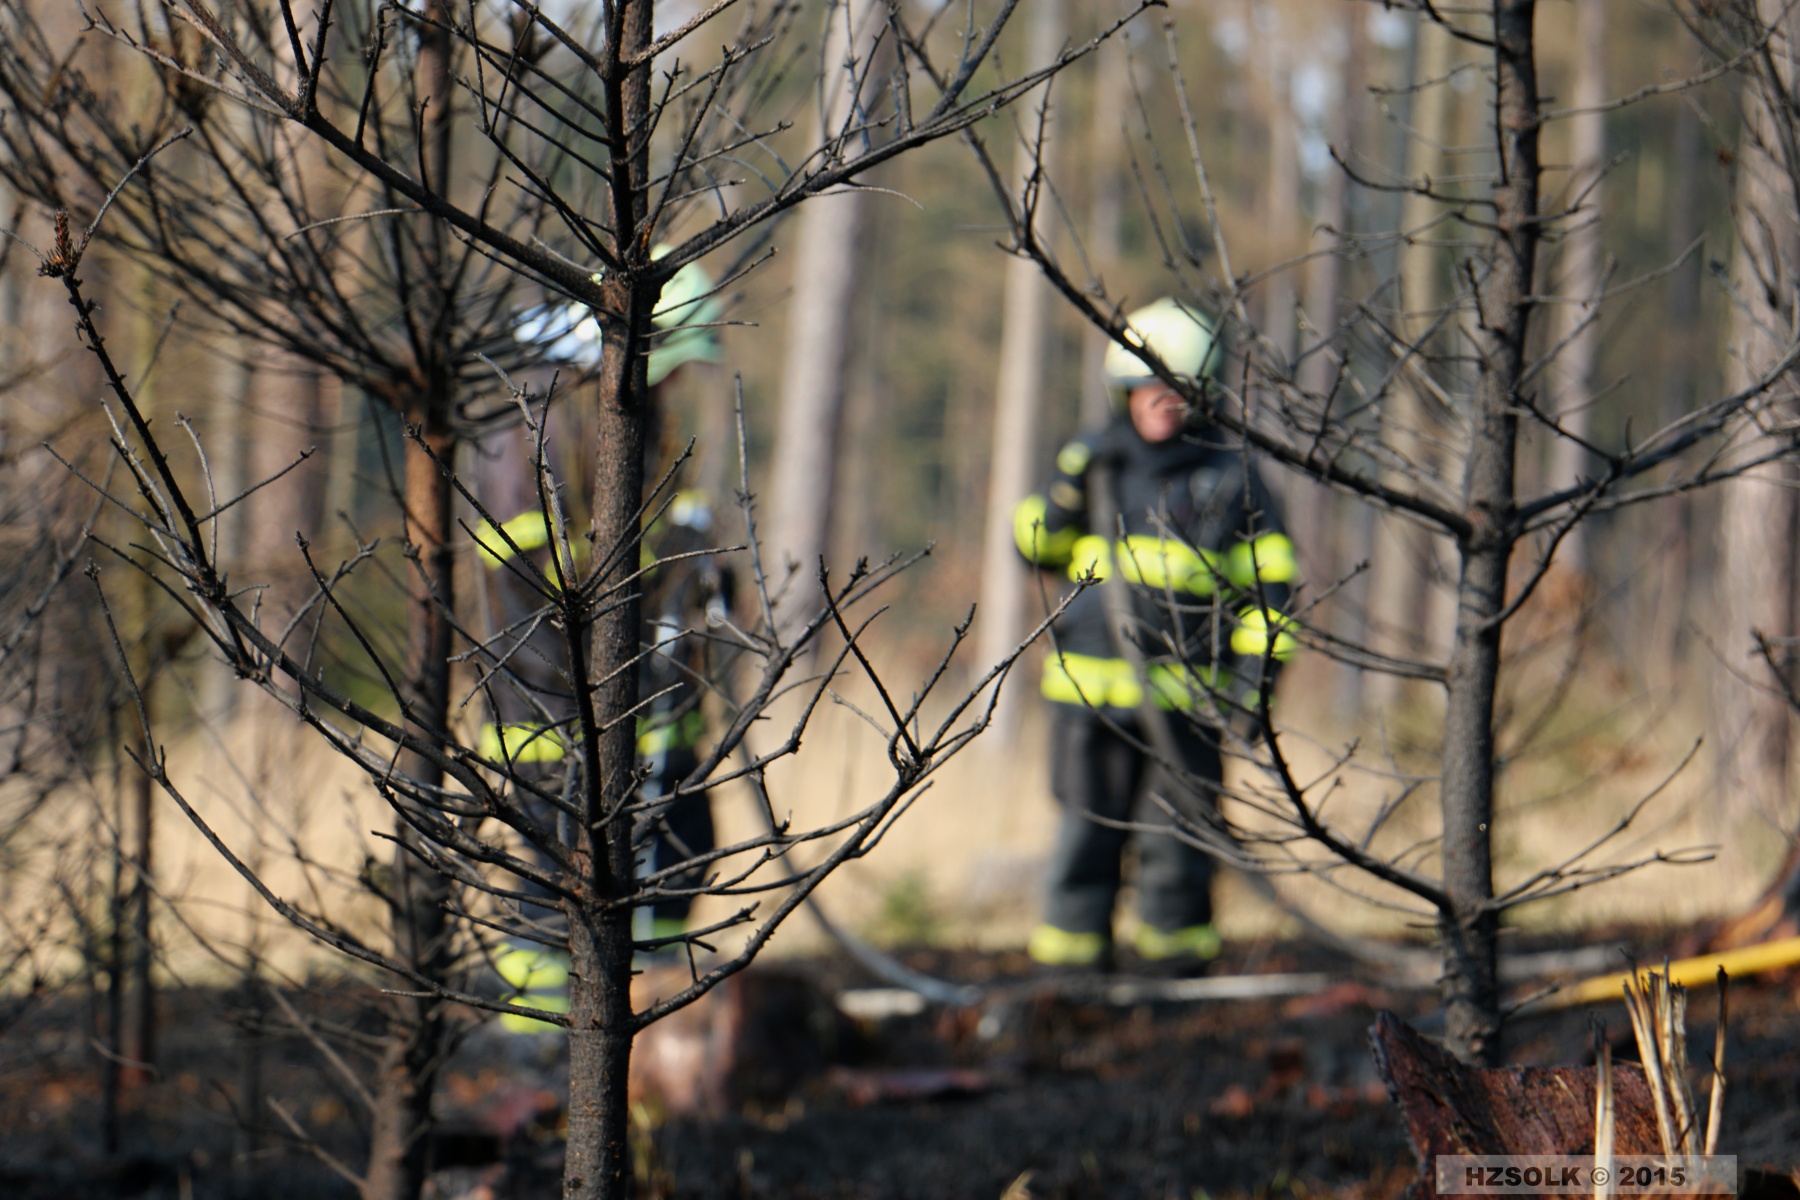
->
[[4, 934, 1799, 1200]]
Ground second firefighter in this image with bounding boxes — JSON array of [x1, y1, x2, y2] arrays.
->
[[1014, 297, 1299, 972]]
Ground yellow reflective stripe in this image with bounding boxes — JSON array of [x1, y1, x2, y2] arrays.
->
[[1133, 922, 1222, 962], [1040, 654, 1227, 710], [1145, 662, 1224, 709], [1069, 535, 1227, 594], [479, 511, 597, 572], [1231, 606, 1300, 661], [496, 947, 570, 1031], [506, 993, 570, 1015], [1225, 532, 1299, 588], [477, 511, 554, 566], [479, 721, 566, 763], [500, 1014, 561, 1036], [648, 916, 688, 941], [1113, 535, 1224, 595], [637, 710, 705, 756], [1049, 479, 1084, 510], [1055, 441, 1092, 476], [496, 947, 570, 991], [1028, 924, 1108, 966], [1066, 534, 1114, 581], [1042, 652, 1138, 707], [1013, 494, 1081, 566]]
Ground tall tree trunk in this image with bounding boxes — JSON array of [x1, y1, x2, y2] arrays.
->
[[363, 6, 460, 1197], [1366, 18, 1455, 716], [1438, 0, 1540, 1067], [564, 4, 654, 1199], [976, 0, 1063, 746], [121, 264, 161, 1089], [104, 732, 126, 1149], [124, 747, 154, 1083], [1078, 21, 1130, 429], [1304, 4, 1363, 714], [766, 0, 884, 637], [1647, 102, 1703, 685], [1262, 21, 1298, 366], [1714, 0, 1799, 831], [1545, 0, 1605, 578], [362, 408, 457, 1200]]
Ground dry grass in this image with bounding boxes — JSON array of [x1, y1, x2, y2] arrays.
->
[[0, 631, 1777, 990]]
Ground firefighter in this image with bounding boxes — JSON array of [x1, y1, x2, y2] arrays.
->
[[633, 488, 733, 947], [485, 252, 728, 1027], [1014, 297, 1298, 972]]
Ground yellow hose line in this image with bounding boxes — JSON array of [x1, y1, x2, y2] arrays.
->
[[1547, 935, 1800, 1009]]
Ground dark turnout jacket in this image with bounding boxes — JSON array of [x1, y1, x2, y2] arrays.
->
[[1012, 418, 1298, 713]]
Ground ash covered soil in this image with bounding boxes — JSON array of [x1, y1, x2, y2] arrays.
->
[[643, 944, 1416, 1200], [4, 938, 1798, 1200]]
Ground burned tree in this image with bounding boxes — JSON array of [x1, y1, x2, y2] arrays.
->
[[12, 2, 1129, 1198], [990, 0, 1794, 1063], [0, 4, 599, 1192]]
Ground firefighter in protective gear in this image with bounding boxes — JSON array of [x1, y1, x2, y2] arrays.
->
[[486, 253, 729, 1029], [1014, 298, 1298, 971]]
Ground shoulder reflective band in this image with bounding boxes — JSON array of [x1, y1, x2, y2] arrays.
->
[[1230, 606, 1299, 661], [495, 947, 571, 1032], [1224, 532, 1298, 588], [1041, 653, 1227, 710], [1013, 494, 1080, 566], [637, 710, 706, 757], [1056, 440, 1092, 476], [478, 511, 553, 566], [478, 721, 567, 763], [496, 946, 570, 991]]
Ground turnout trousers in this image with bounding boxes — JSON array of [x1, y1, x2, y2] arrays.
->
[[639, 746, 715, 925], [1043, 703, 1223, 936]]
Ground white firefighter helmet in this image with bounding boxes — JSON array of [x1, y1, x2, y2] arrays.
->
[[645, 247, 723, 386], [1102, 298, 1220, 398], [513, 245, 722, 386]]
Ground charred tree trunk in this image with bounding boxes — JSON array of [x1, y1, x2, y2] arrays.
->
[[563, 5, 655, 1199], [124, 754, 154, 1085], [362, 405, 457, 1200], [363, 7, 460, 1198], [103, 726, 127, 1148], [1438, 0, 1541, 1066]]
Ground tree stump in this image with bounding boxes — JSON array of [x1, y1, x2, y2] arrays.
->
[[1370, 1011, 1661, 1199]]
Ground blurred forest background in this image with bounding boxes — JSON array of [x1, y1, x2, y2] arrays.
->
[[0, 0, 1790, 1066]]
